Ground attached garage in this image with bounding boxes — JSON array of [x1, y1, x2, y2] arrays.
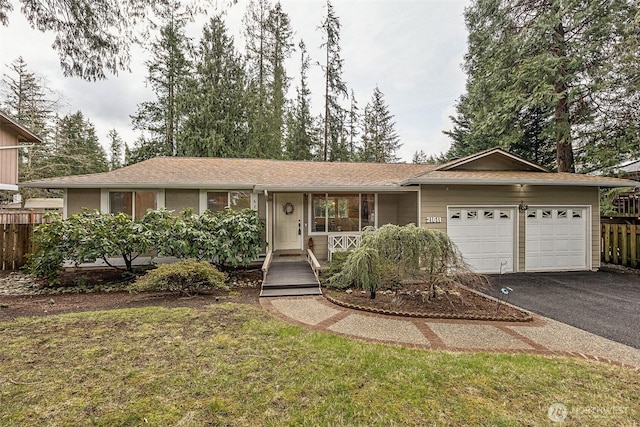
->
[[525, 207, 589, 271], [447, 207, 516, 274]]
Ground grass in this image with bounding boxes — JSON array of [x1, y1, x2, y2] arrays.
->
[[0, 304, 638, 426]]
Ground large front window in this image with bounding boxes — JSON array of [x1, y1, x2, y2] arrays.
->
[[109, 191, 157, 219], [207, 191, 251, 212], [312, 193, 375, 233]]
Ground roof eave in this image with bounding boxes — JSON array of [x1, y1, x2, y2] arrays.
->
[[402, 178, 638, 187], [255, 185, 419, 193], [19, 182, 256, 190]]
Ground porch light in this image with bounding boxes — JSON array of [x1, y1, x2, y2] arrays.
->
[[518, 202, 528, 211]]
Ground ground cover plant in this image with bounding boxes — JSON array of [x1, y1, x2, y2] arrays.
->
[[1, 304, 638, 426]]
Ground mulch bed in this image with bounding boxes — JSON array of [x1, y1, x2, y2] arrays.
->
[[1, 269, 531, 322], [325, 284, 532, 322]]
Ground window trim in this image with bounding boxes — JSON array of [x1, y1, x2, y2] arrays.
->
[[104, 189, 161, 219], [199, 190, 257, 214], [308, 193, 377, 235]]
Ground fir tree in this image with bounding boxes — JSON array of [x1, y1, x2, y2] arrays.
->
[[359, 86, 401, 163]]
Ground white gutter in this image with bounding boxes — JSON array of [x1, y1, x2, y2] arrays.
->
[[0, 183, 19, 191], [401, 178, 638, 188], [0, 145, 33, 150], [253, 185, 419, 193]]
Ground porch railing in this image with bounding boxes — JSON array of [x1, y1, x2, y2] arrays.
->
[[327, 233, 361, 261]]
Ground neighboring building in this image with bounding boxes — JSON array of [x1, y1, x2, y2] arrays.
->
[[0, 110, 42, 192], [22, 148, 637, 274], [611, 159, 640, 181]]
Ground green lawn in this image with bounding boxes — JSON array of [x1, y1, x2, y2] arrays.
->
[[1, 303, 638, 426]]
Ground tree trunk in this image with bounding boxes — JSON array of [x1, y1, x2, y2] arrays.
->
[[552, 6, 575, 173]]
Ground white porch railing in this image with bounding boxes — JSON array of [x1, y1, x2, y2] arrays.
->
[[327, 234, 361, 261]]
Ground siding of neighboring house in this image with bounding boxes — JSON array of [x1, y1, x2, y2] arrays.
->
[[0, 128, 19, 187], [166, 189, 199, 213], [67, 188, 101, 215], [420, 185, 600, 271]]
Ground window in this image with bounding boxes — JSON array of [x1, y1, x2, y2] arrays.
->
[[312, 193, 375, 233], [110, 191, 157, 219], [450, 209, 461, 220], [557, 209, 567, 219], [499, 210, 510, 219], [230, 191, 251, 210], [572, 210, 582, 219], [467, 210, 478, 219], [207, 191, 252, 212], [483, 210, 494, 219], [542, 210, 552, 219], [527, 211, 537, 218], [207, 192, 227, 212]]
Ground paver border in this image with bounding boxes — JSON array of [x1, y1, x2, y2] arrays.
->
[[324, 291, 533, 322]]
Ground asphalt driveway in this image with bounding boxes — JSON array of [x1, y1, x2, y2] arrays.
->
[[484, 270, 640, 349]]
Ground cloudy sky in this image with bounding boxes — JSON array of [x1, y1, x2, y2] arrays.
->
[[0, 0, 470, 162]]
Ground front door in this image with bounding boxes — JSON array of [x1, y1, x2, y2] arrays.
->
[[274, 193, 303, 251]]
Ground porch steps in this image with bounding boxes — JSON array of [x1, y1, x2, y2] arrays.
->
[[260, 261, 322, 297]]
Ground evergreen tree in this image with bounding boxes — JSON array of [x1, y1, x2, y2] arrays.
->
[[243, 0, 293, 159], [264, 2, 293, 156], [284, 40, 319, 160], [50, 111, 108, 176], [446, 0, 640, 172], [412, 149, 441, 165], [130, 1, 191, 162], [320, 0, 349, 162], [345, 89, 359, 160], [181, 14, 249, 157], [107, 129, 124, 170], [0, 57, 59, 201], [359, 86, 401, 163], [1, 0, 213, 80]]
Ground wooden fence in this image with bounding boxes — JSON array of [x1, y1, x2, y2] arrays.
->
[[0, 211, 52, 270], [601, 223, 640, 268]]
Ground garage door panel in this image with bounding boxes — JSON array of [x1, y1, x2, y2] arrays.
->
[[525, 207, 587, 271], [447, 207, 516, 274]]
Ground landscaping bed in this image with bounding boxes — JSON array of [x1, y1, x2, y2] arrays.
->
[[325, 283, 532, 321], [0, 268, 261, 321]]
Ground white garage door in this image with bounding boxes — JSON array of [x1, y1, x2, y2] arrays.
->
[[447, 207, 516, 274], [525, 207, 588, 271]]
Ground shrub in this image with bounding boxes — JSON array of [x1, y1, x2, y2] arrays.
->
[[329, 224, 475, 300], [129, 259, 228, 296], [323, 251, 352, 289], [340, 247, 382, 299], [145, 208, 265, 268]]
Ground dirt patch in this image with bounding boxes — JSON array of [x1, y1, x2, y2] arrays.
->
[[0, 268, 262, 321], [325, 284, 532, 321]]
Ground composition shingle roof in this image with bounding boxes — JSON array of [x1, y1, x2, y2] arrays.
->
[[22, 156, 637, 190], [22, 157, 435, 190]]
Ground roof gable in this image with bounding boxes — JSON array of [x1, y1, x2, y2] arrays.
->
[[0, 110, 42, 143], [435, 148, 549, 172]]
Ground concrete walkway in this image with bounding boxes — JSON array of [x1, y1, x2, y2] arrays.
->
[[260, 296, 640, 370]]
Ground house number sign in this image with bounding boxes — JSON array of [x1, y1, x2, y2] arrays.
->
[[425, 216, 442, 224]]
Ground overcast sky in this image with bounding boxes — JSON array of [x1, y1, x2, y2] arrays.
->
[[0, 0, 470, 162]]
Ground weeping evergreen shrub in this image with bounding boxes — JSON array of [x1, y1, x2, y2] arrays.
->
[[339, 247, 382, 299], [329, 224, 477, 299]]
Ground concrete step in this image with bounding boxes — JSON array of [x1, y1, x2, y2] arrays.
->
[[260, 287, 323, 297], [262, 281, 319, 289]]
